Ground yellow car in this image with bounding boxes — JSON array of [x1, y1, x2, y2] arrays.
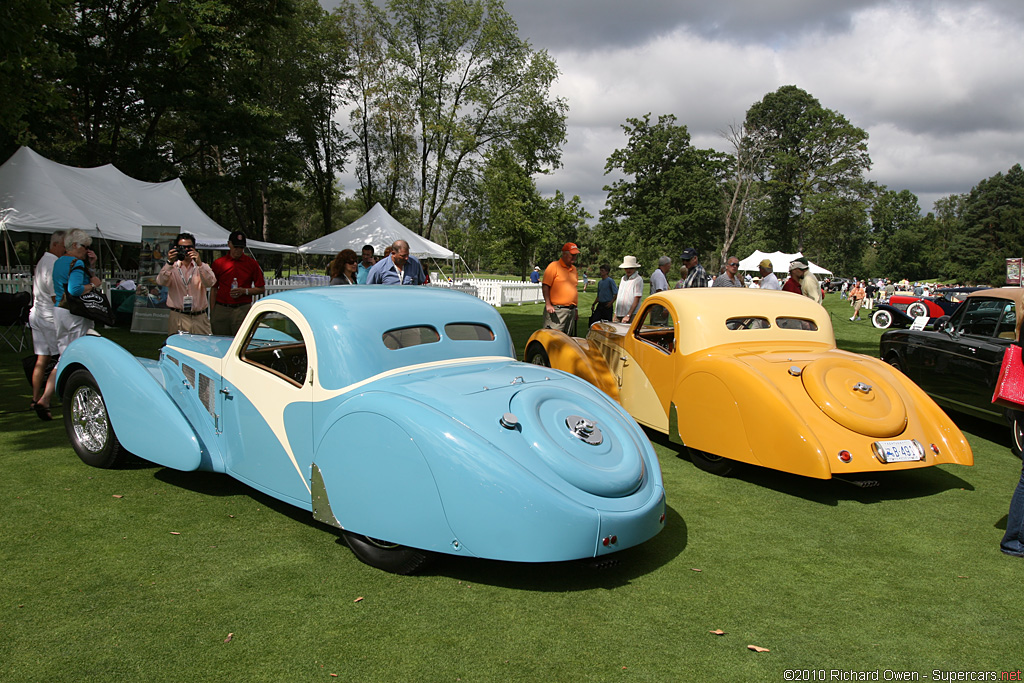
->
[[526, 289, 973, 479]]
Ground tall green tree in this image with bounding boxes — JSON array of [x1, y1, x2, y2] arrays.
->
[[358, 0, 568, 239], [744, 85, 872, 253], [950, 164, 1024, 285], [870, 188, 925, 278], [598, 113, 726, 270]]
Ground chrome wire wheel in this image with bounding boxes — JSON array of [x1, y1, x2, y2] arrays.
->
[[71, 384, 109, 453], [62, 369, 125, 468]]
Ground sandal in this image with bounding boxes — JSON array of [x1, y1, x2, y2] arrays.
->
[[33, 403, 52, 421]]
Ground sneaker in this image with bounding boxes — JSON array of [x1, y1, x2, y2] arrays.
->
[[849, 316, 855, 321]]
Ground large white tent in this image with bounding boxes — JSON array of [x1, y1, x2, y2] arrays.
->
[[297, 202, 455, 259], [0, 147, 293, 252], [737, 250, 832, 276]]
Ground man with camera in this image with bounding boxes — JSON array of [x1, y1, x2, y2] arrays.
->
[[156, 231, 216, 334]]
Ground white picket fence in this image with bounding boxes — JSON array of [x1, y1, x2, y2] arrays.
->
[[430, 278, 543, 307]]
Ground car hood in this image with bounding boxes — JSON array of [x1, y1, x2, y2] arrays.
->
[[726, 347, 909, 438]]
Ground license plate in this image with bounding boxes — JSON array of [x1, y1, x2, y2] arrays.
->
[[873, 439, 923, 463]]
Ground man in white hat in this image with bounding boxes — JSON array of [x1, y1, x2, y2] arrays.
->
[[614, 256, 644, 323], [758, 259, 781, 290]]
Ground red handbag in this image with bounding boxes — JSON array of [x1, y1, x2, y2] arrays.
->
[[992, 344, 1024, 409]]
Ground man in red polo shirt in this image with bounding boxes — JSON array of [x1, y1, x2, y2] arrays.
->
[[211, 231, 265, 336], [542, 242, 580, 335]]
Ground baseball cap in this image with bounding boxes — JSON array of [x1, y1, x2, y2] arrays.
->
[[680, 247, 698, 261], [562, 242, 580, 254], [228, 230, 247, 247], [759, 258, 773, 270]]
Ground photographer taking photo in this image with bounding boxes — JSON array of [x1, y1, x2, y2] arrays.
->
[[156, 231, 216, 334]]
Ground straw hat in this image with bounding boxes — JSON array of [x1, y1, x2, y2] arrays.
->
[[619, 255, 641, 269]]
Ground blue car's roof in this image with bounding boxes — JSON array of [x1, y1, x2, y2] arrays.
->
[[265, 286, 517, 391]]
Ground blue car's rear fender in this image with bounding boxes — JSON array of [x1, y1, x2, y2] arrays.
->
[[56, 335, 203, 471]]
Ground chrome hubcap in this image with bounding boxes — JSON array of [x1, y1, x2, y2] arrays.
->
[[71, 385, 108, 453]]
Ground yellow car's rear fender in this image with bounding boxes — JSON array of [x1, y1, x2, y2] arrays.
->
[[673, 356, 832, 479], [525, 330, 619, 402]]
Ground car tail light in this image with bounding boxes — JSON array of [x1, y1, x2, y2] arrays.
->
[[602, 535, 618, 547], [838, 450, 853, 463], [659, 513, 666, 524], [931, 443, 940, 455]]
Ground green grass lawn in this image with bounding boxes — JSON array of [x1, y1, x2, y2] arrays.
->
[[2, 290, 1021, 682]]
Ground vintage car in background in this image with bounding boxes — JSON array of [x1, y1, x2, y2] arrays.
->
[[526, 289, 973, 479], [56, 287, 665, 573], [871, 287, 986, 329], [879, 287, 1024, 455]]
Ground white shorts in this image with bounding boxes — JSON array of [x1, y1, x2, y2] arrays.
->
[[29, 307, 59, 356], [54, 306, 94, 355]]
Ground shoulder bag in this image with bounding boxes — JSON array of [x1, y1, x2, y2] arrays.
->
[[59, 259, 116, 326]]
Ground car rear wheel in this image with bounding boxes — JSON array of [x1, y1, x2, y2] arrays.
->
[[688, 448, 736, 476], [871, 310, 893, 329], [63, 369, 127, 469], [907, 302, 929, 319], [342, 532, 430, 575], [884, 354, 903, 375], [526, 344, 551, 367]]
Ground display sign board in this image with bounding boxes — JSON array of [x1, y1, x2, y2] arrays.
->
[[129, 226, 180, 334], [1007, 258, 1022, 286]]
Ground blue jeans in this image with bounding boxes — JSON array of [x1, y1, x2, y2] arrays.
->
[[1001, 458, 1024, 556]]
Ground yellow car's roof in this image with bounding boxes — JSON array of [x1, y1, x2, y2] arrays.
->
[[645, 288, 836, 356]]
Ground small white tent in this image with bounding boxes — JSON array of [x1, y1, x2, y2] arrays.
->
[[0, 147, 294, 252], [297, 202, 455, 259], [738, 250, 832, 276]]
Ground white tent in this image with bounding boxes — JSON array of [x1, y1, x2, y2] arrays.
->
[[737, 250, 832, 276], [297, 202, 456, 259], [0, 147, 294, 252]]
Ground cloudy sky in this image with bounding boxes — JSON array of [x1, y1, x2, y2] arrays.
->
[[333, 0, 1024, 221]]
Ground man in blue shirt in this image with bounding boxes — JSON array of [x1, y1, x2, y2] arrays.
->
[[590, 264, 618, 325], [366, 240, 427, 285], [357, 244, 375, 285], [529, 266, 540, 283]]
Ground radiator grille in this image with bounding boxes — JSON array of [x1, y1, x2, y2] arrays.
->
[[198, 374, 215, 418], [182, 364, 196, 388]]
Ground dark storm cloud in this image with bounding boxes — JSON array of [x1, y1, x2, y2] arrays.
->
[[502, 0, 879, 49]]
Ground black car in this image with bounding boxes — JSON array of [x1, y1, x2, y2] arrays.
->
[[879, 288, 1023, 455]]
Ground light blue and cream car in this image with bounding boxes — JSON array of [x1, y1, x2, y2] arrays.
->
[[56, 287, 665, 573]]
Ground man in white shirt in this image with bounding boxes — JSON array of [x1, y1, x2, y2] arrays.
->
[[614, 256, 644, 323], [650, 256, 671, 294], [758, 259, 781, 290], [29, 230, 66, 419]]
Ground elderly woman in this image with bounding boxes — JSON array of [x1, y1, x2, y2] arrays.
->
[[52, 228, 103, 354], [329, 249, 359, 285]]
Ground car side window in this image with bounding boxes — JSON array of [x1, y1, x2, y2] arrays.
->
[[995, 302, 1017, 340], [953, 298, 1003, 339], [633, 304, 675, 354], [240, 311, 308, 386]]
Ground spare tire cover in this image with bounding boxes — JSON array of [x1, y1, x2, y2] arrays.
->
[[801, 356, 907, 438], [509, 384, 644, 498]]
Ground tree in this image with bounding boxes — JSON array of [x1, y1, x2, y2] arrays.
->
[[950, 164, 1024, 284], [360, 0, 567, 239], [871, 189, 924, 278], [719, 122, 766, 266], [598, 113, 725, 270], [480, 146, 544, 276], [744, 85, 872, 253]]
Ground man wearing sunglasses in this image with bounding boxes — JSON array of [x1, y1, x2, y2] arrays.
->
[[713, 257, 744, 287]]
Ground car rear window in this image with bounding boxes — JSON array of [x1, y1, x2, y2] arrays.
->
[[724, 317, 819, 331], [776, 317, 818, 331], [382, 325, 441, 350], [725, 317, 770, 330], [444, 323, 495, 341]]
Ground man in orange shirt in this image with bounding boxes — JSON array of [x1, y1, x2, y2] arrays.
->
[[542, 242, 580, 335]]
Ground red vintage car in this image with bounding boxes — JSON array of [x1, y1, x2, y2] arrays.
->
[[871, 288, 988, 329]]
